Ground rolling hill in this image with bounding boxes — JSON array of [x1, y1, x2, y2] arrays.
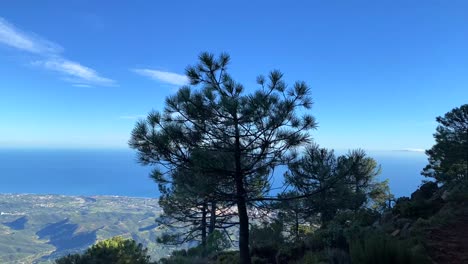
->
[[0, 194, 179, 263]]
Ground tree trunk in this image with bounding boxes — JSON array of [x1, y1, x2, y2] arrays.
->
[[234, 116, 251, 264], [295, 210, 299, 240], [236, 185, 250, 264], [201, 202, 208, 253], [209, 201, 216, 235]]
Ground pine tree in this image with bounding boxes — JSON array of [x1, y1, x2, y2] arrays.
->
[[129, 52, 316, 264], [422, 104, 468, 186], [285, 144, 389, 226]]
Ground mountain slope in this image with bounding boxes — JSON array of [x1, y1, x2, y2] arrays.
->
[[0, 194, 176, 263], [426, 204, 468, 264]]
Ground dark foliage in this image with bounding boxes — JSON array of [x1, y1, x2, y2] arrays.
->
[[157, 231, 230, 264], [422, 104, 468, 186], [349, 232, 429, 264], [285, 144, 391, 227], [393, 182, 444, 219]]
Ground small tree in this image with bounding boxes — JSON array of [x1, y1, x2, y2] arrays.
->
[[342, 149, 385, 211], [286, 145, 348, 225], [275, 191, 312, 240], [155, 164, 236, 251], [286, 144, 389, 226], [422, 104, 468, 186]]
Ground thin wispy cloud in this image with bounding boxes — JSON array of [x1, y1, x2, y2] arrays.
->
[[398, 148, 426, 153], [33, 59, 115, 86], [0, 16, 115, 87], [0, 17, 61, 54], [72, 84, 93, 88], [133, 69, 188, 86]]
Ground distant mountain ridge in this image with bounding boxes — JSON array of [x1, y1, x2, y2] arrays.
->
[[0, 194, 175, 263]]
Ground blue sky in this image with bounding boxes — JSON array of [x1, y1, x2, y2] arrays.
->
[[0, 1, 467, 151]]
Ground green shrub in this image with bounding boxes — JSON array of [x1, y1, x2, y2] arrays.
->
[[303, 234, 326, 252], [411, 182, 438, 200], [393, 197, 443, 219], [392, 182, 445, 219], [312, 223, 348, 250], [159, 231, 231, 264], [251, 256, 270, 264], [326, 248, 350, 264], [55, 236, 153, 264], [448, 189, 468, 202], [205, 230, 231, 255], [250, 220, 285, 249], [249, 220, 286, 263], [295, 251, 326, 264], [55, 254, 82, 264], [159, 253, 209, 264], [275, 242, 306, 263], [214, 251, 239, 264], [445, 183, 468, 202], [250, 244, 278, 264], [332, 209, 380, 227], [349, 232, 429, 264]]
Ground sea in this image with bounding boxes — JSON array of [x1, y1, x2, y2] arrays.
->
[[0, 149, 428, 199]]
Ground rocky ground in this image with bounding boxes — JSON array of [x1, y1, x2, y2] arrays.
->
[[426, 206, 468, 264]]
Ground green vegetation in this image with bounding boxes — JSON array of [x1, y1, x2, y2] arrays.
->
[[3, 52, 465, 263], [284, 144, 392, 226], [128, 53, 467, 264], [422, 104, 468, 186], [349, 232, 425, 264], [158, 231, 231, 264], [55, 236, 152, 264]]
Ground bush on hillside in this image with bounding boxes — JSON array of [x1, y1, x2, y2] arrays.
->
[[157, 231, 231, 264], [349, 232, 429, 264], [214, 251, 239, 264], [410, 182, 439, 201], [393, 182, 444, 219], [55, 236, 153, 264], [249, 220, 286, 263]]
